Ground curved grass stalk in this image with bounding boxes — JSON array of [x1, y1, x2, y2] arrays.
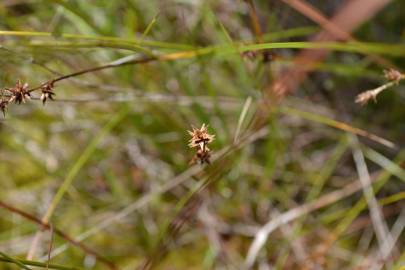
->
[[0, 255, 83, 270], [2, 30, 405, 57], [24, 41, 405, 97], [0, 30, 194, 50], [280, 106, 395, 149], [26, 41, 153, 54], [0, 251, 32, 270]]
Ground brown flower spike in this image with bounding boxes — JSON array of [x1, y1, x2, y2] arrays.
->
[[40, 81, 56, 105], [0, 99, 8, 117], [188, 124, 215, 164]]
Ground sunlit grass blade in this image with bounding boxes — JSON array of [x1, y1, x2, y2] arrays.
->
[[379, 192, 405, 206], [280, 106, 395, 148], [3, 30, 405, 58], [331, 150, 405, 243], [364, 147, 405, 182], [234, 96, 253, 142], [141, 13, 160, 40]]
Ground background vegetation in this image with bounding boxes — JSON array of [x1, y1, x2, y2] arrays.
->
[[0, 0, 404, 269]]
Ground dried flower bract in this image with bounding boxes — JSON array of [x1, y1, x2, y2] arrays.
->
[[188, 124, 215, 165]]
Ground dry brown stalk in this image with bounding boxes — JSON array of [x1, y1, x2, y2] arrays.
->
[[280, 0, 396, 69], [265, 0, 393, 100], [0, 200, 117, 270]]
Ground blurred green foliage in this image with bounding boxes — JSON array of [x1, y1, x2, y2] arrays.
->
[[0, 0, 404, 269]]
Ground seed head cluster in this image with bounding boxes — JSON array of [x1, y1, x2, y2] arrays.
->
[[0, 80, 32, 117], [0, 79, 56, 117], [355, 68, 404, 106], [7, 80, 31, 105], [188, 124, 215, 165], [40, 81, 56, 105]]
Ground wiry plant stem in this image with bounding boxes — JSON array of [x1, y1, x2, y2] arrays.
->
[[28, 55, 157, 93]]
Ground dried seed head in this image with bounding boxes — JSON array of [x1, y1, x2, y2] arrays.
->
[[355, 69, 404, 106], [188, 124, 215, 150], [188, 124, 215, 165], [40, 81, 56, 105], [7, 80, 31, 104], [355, 89, 377, 106], [383, 68, 404, 82]]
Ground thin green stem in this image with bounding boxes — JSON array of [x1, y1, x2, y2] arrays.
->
[[0, 255, 83, 270], [0, 251, 32, 270]]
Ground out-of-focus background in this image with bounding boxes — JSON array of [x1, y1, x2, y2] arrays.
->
[[0, 1, 404, 269]]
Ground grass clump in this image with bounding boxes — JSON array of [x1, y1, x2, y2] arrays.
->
[[0, 1, 404, 270]]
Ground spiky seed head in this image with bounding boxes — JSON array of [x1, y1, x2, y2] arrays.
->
[[187, 124, 215, 149]]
